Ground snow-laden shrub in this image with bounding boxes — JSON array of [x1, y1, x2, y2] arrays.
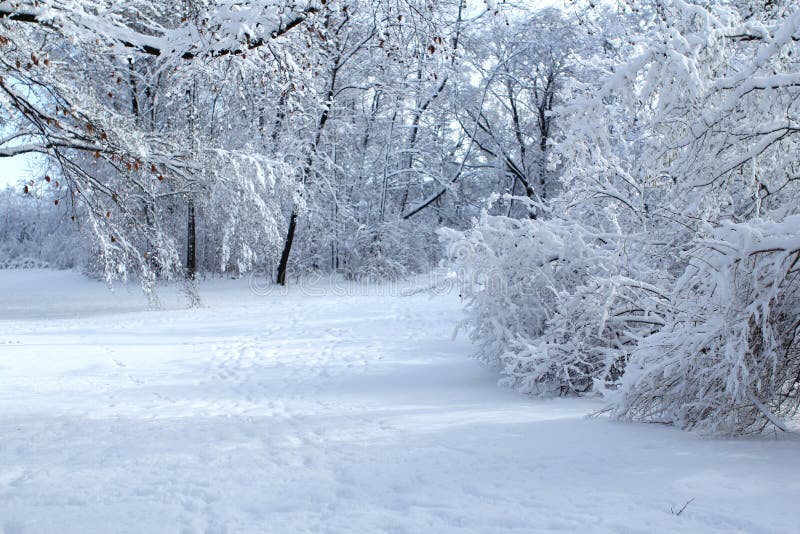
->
[[203, 152, 293, 275], [440, 209, 665, 395], [614, 217, 800, 434], [341, 221, 438, 281], [0, 187, 89, 270], [506, 276, 667, 395]]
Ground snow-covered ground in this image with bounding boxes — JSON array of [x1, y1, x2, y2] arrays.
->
[[0, 270, 798, 534]]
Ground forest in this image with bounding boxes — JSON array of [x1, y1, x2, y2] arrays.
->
[[0, 0, 799, 530]]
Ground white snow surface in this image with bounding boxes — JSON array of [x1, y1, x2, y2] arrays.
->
[[0, 270, 798, 533]]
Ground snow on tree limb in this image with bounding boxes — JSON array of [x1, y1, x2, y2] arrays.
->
[[0, 0, 319, 60]]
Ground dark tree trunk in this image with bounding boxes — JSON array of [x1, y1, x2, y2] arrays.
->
[[275, 51, 339, 285], [186, 199, 196, 280], [276, 210, 297, 286]]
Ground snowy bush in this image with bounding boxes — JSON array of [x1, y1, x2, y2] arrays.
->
[[440, 207, 666, 395], [614, 217, 800, 434], [0, 187, 89, 271], [341, 221, 439, 281], [507, 276, 667, 395]]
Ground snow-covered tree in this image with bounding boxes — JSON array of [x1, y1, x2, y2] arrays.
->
[[444, 0, 800, 433], [615, 217, 800, 434], [0, 0, 316, 291]]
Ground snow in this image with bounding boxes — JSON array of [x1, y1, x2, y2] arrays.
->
[[0, 270, 798, 533]]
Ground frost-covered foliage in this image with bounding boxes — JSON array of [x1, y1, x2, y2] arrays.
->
[[440, 205, 667, 395], [335, 221, 438, 281], [0, 186, 88, 270], [1, 0, 485, 286], [597, 0, 800, 432], [616, 218, 800, 434], [443, 0, 800, 433], [196, 151, 297, 275], [0, 0, 319, 291]]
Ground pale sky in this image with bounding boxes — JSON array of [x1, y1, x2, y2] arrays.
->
[[0, 156, 29, 188], [0, 154, 37, 189]]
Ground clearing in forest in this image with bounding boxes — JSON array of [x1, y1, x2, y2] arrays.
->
[[0, 270, 798, 533]]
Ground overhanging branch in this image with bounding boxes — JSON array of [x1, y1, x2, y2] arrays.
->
[[0, 4, 318, 60]]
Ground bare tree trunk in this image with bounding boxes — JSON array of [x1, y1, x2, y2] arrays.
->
[[185, 75, 199, 281], [276, 210, 297, 286], [275, 44, 341, 284], [186, 198, 196, 280]]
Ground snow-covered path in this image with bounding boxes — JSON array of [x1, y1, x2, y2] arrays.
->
[[0, 270, 798, 533]]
